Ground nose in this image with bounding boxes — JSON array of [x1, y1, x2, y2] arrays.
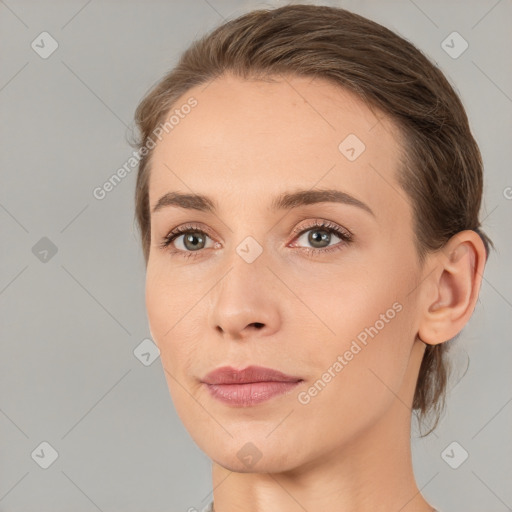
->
[[209, 256, 282, 341], [216, 320, 266, 336]]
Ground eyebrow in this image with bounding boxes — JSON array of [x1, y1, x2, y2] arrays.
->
[[151, 188, 375, 217]]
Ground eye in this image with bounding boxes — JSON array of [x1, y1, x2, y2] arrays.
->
[[289, 219, 353, 255], [159, 223, 216, 259]]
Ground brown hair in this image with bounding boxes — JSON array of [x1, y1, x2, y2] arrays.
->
[[131, 4, 494, 435]]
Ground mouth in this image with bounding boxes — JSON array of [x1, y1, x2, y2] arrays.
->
[[201, 365, 303, 407]]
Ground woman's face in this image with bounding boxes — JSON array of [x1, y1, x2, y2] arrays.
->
[[145, 73, 427, 472]]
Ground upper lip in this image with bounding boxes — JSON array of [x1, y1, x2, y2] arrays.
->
[[201, 365, 303, 385]]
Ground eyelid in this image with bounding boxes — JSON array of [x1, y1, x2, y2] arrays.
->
[[160, 222, 217, 248], [289, 218, 352, 240]]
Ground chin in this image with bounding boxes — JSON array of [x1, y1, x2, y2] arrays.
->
[[211, 452, 301, 474], [190, 427, 302, 472]]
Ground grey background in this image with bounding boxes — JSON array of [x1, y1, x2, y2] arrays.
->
[[0, 0, 511, 511]]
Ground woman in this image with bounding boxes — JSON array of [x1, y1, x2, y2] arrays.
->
[[132, 4, 492, 511]]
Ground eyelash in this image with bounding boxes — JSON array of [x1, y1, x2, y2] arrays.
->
[[159, 220, 353, 260]]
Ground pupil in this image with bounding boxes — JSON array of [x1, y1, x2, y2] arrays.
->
[[185, 233, 204, 251], [309, 230, 329, 248]]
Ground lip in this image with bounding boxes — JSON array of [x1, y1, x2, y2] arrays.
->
[[202, 365, 302, 385], [201, 365, 303, 407]]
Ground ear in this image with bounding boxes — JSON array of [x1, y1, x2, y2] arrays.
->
[[417, 230, 487, 346]]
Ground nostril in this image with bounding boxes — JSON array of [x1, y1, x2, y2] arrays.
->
[[252, 322, 264, 329]]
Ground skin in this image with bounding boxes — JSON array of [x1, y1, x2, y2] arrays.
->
[[144, 73, 486, 512]]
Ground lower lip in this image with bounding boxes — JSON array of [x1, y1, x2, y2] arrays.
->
[[204, 381, 302, 406]]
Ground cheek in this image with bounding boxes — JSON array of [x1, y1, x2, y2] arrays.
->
[[146, 276, 207, 433], [145, 265, 196, 375], [290, 298, 414, 451], [145, 268, 169, 347], [297, 255, 417, 407]]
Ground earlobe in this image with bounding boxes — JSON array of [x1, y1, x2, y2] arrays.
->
[[417, 230, 486, 346]]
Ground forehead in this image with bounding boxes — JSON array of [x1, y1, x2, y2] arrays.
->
[[148, 73, 409, 224]]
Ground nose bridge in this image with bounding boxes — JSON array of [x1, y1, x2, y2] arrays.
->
[[208, 236, 281, 338]]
